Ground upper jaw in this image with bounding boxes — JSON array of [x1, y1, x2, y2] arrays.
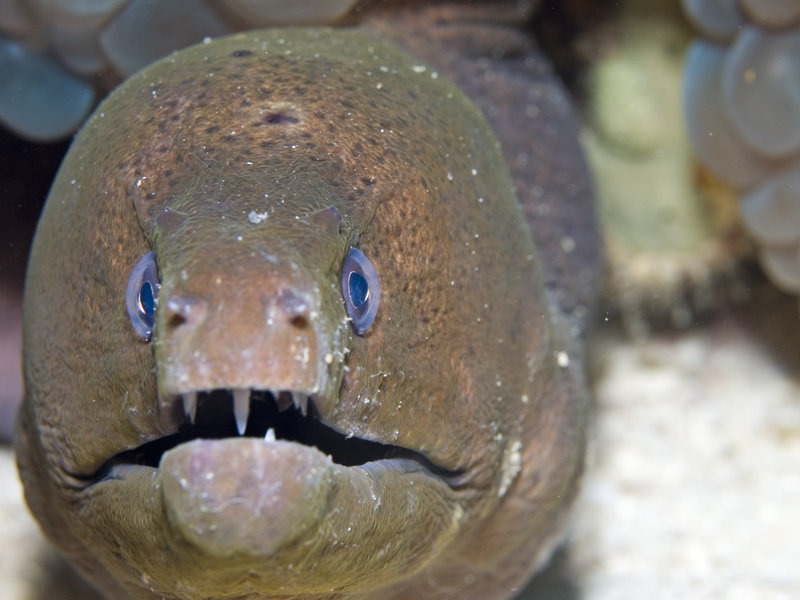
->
[[93, 382, 462, 488]]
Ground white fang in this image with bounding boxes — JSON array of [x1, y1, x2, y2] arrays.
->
[[233, 388, 250, 435], [292, 391, 308, 416], [183, 392, 197, 423], [264, 428, 276, 442]]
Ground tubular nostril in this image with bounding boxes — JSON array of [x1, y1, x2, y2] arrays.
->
[[164, 296, 206, 330]]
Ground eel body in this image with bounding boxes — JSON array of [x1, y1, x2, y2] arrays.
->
[[16, 11, 598, 600]]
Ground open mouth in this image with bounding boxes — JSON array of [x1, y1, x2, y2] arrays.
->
[[92, 389, 458, 483]]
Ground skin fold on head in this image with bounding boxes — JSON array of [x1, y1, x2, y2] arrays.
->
[[16, 25, 594, 600]]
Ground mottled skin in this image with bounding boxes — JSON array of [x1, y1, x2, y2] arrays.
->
[[16, 7, 598, 600]]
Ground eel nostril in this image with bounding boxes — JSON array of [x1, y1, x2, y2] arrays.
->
[[167, 313, 187, 329], [290, 314, 309, 329], [164, 296, 206, 329]]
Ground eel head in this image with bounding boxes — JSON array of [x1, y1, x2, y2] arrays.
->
[[17, 29, 582, 599]]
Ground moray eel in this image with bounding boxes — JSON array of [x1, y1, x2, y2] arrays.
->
[[16, 21, 597, 600]]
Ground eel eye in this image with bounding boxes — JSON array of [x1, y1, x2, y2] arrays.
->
[[340, 247, 380, 335], [125, 251, 160, 342]]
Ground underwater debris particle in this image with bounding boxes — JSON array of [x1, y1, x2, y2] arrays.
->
[[248, 210, 268, 224]]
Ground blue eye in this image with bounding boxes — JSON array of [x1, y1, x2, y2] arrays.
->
[[340, 247, 380, 335], [125, 251, 160, 341], [349, 272, 369, 308]]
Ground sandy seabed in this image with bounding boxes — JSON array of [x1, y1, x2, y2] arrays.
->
[[2, 291, 799, 600]]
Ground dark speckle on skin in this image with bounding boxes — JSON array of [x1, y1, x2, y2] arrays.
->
[[264, 112, 300, 125]]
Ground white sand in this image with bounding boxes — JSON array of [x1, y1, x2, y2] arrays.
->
[[562, 323, 800, 599]]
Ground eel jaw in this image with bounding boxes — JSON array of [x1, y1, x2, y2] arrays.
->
[[62, 386, 469, 596], [22, 347, 478, 598], [62, 369, 470, 593], [94, 387, 455, 484]]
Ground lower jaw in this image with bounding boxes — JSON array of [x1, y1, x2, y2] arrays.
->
[[77, 437, 465, 598]]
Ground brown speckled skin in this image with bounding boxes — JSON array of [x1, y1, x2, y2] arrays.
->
[[363, 2, 601, 328], [16, 4, 598, 599]]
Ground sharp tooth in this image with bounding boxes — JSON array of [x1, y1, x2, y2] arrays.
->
[[233, 388, 250, 435], [292, 391, 309, 416], [183, 392, 197, 423], [264, 427, 276, 442]]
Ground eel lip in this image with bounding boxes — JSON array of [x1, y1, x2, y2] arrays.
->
[[85, 388, 460, 485]]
